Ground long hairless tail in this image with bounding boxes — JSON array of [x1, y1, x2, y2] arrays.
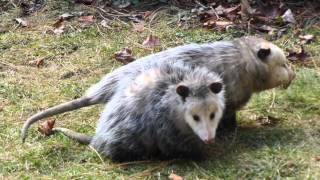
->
[[21, 97, 96, 143], [52, 127, 92, 145]]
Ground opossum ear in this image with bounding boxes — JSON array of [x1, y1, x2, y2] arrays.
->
[[257, 42, 271, 61], [209, 82, 222, 94], [176, 85, 189, 98]]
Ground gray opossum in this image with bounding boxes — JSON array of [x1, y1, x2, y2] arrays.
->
[[21, 36, 295, 141], [53, 63, 225, 162]]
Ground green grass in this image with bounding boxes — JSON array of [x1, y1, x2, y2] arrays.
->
[[1, 1, 320, 179]]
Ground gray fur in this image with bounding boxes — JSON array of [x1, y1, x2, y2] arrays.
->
[[21, 36, 295, 141], [55, 63, 225, 162]]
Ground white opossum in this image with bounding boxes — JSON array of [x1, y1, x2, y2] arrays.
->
[[21, 36, 295, 142], [53, 63, 225, 162]]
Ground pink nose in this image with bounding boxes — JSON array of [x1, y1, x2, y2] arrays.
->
[[203, 138, 215, 144]]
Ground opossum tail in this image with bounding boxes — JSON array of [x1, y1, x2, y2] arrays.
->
[[53, 127, 92, 145], [21, 97, 96, 143]]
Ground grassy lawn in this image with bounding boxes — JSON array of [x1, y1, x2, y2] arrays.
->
[[1, 1, 320, 179]]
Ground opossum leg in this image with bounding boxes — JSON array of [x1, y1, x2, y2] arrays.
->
[[217, 111, 237, 135], [21, 97, 96, 143], [52, 127, 92, 145]]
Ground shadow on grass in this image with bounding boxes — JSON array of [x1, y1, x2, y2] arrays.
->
[[34, 124, 304, 162]]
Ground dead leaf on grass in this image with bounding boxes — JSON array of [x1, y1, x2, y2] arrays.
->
[[204, 20, 234, 31], [100, 20, 111, 28], [52, 17, 65, 35], [143, 11, 153, 19], [299, 34, 315, 44], [79, 15, 94, 27], [28, 57, 45, 68], [59, 13, 74, 20], [142, 35, 161, 48], [169, 173, 183, 180], [315, 156, 320, 162], [281, 9, 296, 24], [38, 119, 55, 136], [132, 22, 145, 33], [114, 47, 135, 64], [14, 18, 29, 27], [287, 46, 310, 62]]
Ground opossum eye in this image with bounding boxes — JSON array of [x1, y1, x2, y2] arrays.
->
[[257, 47, 271, 61], [176, 85, 189, 98], [210, 112, 215, 120], [209, 82, 222, 94], [193, 115, 200, 122]]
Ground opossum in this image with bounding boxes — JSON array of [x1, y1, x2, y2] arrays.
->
[[52, 63, 225, 161], [21, 36, 295, 142]]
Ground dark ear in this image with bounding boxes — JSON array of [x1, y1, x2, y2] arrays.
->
[[257, 43, 271, 60], [209, 82, 222, 94], [176, 85, 189, 98]]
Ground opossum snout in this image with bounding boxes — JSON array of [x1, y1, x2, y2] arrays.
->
[[203, 138, 214, 144], [281, 70, 296, 89]]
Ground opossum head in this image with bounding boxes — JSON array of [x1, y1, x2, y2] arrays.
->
[[243, 37, 296, 91], [176, 82, 225, 144]]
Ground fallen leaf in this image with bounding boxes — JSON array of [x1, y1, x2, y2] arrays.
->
[[257, 116, 280, 127], [143, 11, 153, 19], [169, 173, 183, 180], [59, 13, 74, 20], [114, 47, 135, 64], [52, 17, 65, 35], [281, 9, 296, 24], [315, 156, 320, 161], [215, 4, 240, 21], [204, 20, 234, 31], [132, 22, 145, 33], [214, 5, 225, 15], [100, 20, 111, 28], [197, 9, 218, 22], [203, 19, 216, 28], [28, 57, 45, 68], [78, 15, 94, 27], [299, 34, 315, 44], [287, 46, 310, 62], [14, 18, 29, 27], [255, 25, 277, 34], [38, 119, 55, 136], [142, 35, 161, 48]]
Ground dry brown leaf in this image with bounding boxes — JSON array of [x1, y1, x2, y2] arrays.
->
[[79, 15, 94, 27], [38, 119, 55, 136], [281, 9, 296, 24], [52, 17, 65, 35], [59, 13, 74, 20], [315, 156, 320, 161], [169, 173, 183, 180], [114, 47, 135, 64], [287, 46, 310, 63], [132, 22, 145, 33], [299, 34, 315, 44], [142, 35, 161, 48], [100, 20, 111, 28], [14, 18, 29, 27], [28, 57, 45, 68], [143, 11, 152, 19]]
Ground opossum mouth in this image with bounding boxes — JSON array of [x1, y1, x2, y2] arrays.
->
[[280, 79, 294, 89], [281, 82, 291, 89], [203, 139, 215, 145]]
